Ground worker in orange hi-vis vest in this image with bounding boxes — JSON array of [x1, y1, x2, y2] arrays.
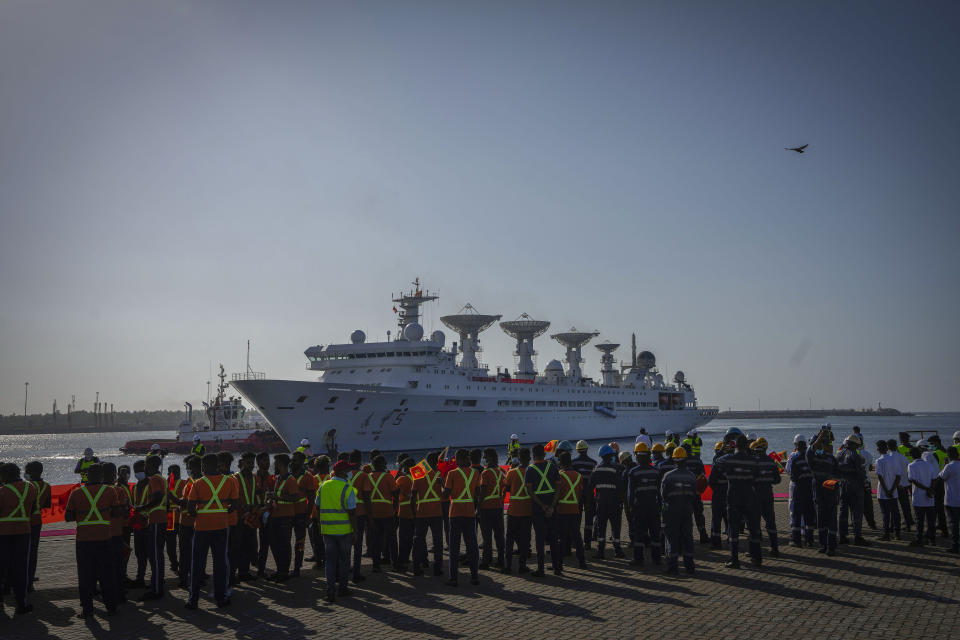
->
[[0, 462, 39, 615], [233, 452, 261, 582], [24, 460, 50, 593], [395, 458, 417, 571], [359, 455, 399, 573], [443, 448, 482, 587], [101, 462, 130, 605], [412, 451, 444, 577], [477, 447, 506, 570], [65, 462, 120, 618], [502, 447, 533, 575], [308, 455, 331, 569], [290, 453, 318, 577], [133, 455, 168, 601], [185, 453, 239, 610]]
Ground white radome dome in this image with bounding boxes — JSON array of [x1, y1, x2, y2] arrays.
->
[[403, 322, 424, 342], [430, 330, 445, 346], [350, 329, 366, 344]]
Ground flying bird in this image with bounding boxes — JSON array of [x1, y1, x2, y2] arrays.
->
[[785, 144, 808, 153]]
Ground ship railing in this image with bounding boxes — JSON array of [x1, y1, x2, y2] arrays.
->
[[231, 371, 266, 381], [698, 405, 720, 413]]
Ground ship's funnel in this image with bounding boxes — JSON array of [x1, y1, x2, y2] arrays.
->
[[441, 304, 502, 370], [499, 313, 550, 379], [550, 328, 600, 380]]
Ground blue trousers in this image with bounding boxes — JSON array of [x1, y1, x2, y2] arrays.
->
[[269, 516, 293, 577], [323, 534, 351, 596], [757, 490, 779, 552], [914, 506, 936, 543], [878, 498, 901, 535], [727, 502, 762, 561], [504, 514, 531, 568], [814, 488, 838, 551], [479, 509, 505, 567], [593, 501, 623, 551], [146, 522, 165, 595], [663, 511, 694, 571], [413, 516, 443, 574], [838, 479, 864, 539], [790, 489, 816, 544], [448, 516, 479, 581], [630, 504, 662, 561], [190, 528, 228, 605], [0, 533, 31, 609], [531, 509, 560, 572], [947, 506, 960, 548], [77, 539, 118, 613], [710, 491, 727, 547]]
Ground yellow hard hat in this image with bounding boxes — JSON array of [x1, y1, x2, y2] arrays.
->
[[651, 443, 665, 453], [634, 442, 649, 454], [672, 446, 688, 460], [575, 440, 589, 451], [750, 437, 768, 450], [665, 442, 676, 452], [618, 451, 632, 463], [714, 441, 724, 452]]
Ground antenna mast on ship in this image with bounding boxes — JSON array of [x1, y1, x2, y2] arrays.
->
[[391, 277, 439, 336]]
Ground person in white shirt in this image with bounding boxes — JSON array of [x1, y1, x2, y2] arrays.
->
[[886, 439, 915, 531], [854, 435, 877, 530], [938, 447, 960, 553], [874, 441, 901, 540], [907, 447, 938, 546]]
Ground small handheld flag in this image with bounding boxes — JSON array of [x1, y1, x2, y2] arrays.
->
[[410, 458, 433, 480]]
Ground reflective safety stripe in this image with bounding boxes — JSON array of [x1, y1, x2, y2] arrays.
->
[[0, 484, 30, 522], [295, 474, 308, 504], [369, 472, 391, 503], [452, 468, 477, 503], [593, 484, 617, 490], [509, 468, 529, 501], [197, 476, 229, 513], [319, 479, 353, 535], [277, 476, 299, 504], [77, 485, 110, 526], [398, 475, 414, 510], [482, 467, 504, 503], [141, 476, 168, 515], [529, 462, 555, 495], [419, 471, 442, 503], [559, 472, 581, 505], [31, 480, 48, 515], [236, 473, 255, 506]]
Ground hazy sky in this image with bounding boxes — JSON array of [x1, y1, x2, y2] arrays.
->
[[2, 1, 958, 415]]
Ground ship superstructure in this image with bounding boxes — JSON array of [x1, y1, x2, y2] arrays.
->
[[231, 279, 718, 452]]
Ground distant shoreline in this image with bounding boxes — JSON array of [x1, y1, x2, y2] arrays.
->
[[716, 408, 914, 420], [0, 423, 177, 436]]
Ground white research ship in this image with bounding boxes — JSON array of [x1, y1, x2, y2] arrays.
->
[[231, 279, 718, 453]]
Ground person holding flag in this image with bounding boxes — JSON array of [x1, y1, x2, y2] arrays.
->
[[411, 452, 444, 577]]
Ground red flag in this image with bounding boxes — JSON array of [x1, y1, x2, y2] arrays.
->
[[393, 306, 398, 313]]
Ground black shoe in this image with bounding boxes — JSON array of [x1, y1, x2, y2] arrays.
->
[[139, 591, 163, 601], [125, 578, 146, 588], [413, 568, 424, 576], [15, 604, 33, 615], [591, 552, 604, 560], [770, 549, 780, 558], [470, 577, 480, 585], [613, 550, 625, 558], [909, 539, 924, 547], [685, 565, 696, 575], [478, 563, 490, 571], [553, 568, 563, 576], [947, 546, 959, 554], [826, 548, 836, 557], [518, 565, 530, 574], [789, 541, 803, 547], [338, 587, 353, 597], [352, 574, 366, 583], [838, 537, 849, 545], [664, 566, 679, 575], [710, 542, 722, 550], [628, 559, 643, 566], [894, 532, 902, 540], [879, 534, 891, 542], [216, 599, 231, 608], [371, 564, 381, 573], [853, 537, 871, 546], [725, 559, 740, 569], [817, 547, 827, 554], [578, 561, 587, 569], [325, 593, 336, 604], [500, 566, 512, 574], [238, 573, 256, 582], [76, 609, 94, 619], [750, 557, 762, 566], [531, 569, 545, 577], [185, 601, 198, 610], [445, 579, 458, 587], [699, 534, 711, 545]]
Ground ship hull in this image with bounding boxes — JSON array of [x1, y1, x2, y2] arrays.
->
[[232, 379, 717, 453]]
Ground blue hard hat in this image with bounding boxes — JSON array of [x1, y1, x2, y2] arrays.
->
[[598, 444, 615, 457], [724, 427, 743, 439], [556, 440, 574, 452]]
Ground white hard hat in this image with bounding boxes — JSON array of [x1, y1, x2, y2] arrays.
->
[[665, 430, 673, 437], [635, 434, 652, 448], [917, 440, 930, 450], [300, 438, 310, 446], [193, 434, 201, 441], [793, 434, 806, 444], [151, 443, 160, 450], [688, 429, 698, 436], [747, 433, 757, 441], [953, 430, 960, 440], [510, 434, 519, 440], [843, 435, 858, 447]]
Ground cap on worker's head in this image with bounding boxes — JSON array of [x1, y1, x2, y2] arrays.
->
[[750, 437, 768, 450], [634, 442, 650, 454], [84, 447, 94, 456], [510, 433, 519, 441], [651, 443, 665, 453], [618, 451, 632, 464], [332, 460, 356, 475], [598, 444, 615, 458], [193, 434, 201, 441], [714, 441, 724, 452], [575, 440, 589, 451], [794, 434, 806, 444], [671, 446, 688, 460]]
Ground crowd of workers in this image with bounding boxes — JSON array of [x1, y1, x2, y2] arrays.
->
[[1, 426, 959, 617]]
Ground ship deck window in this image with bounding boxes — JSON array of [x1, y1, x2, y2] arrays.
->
[[548, 401, 557, 406], [462, 399, 477, 407], [328, 397, 338, 403], [512, 400, 522, 407], [444, 399, 460, 406], [296, 396, 308, 403], [536, 401, 546, 407]]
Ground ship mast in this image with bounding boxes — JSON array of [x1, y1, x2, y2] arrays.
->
[[391, 277, 438, 336]]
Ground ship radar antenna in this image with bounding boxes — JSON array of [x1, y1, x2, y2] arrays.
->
[[441, 303, 502, 370], [595, 341, 620, 386], [499, 313, 550, 380], [392, 277, 438, 337], [550, 327, 600, 381]]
